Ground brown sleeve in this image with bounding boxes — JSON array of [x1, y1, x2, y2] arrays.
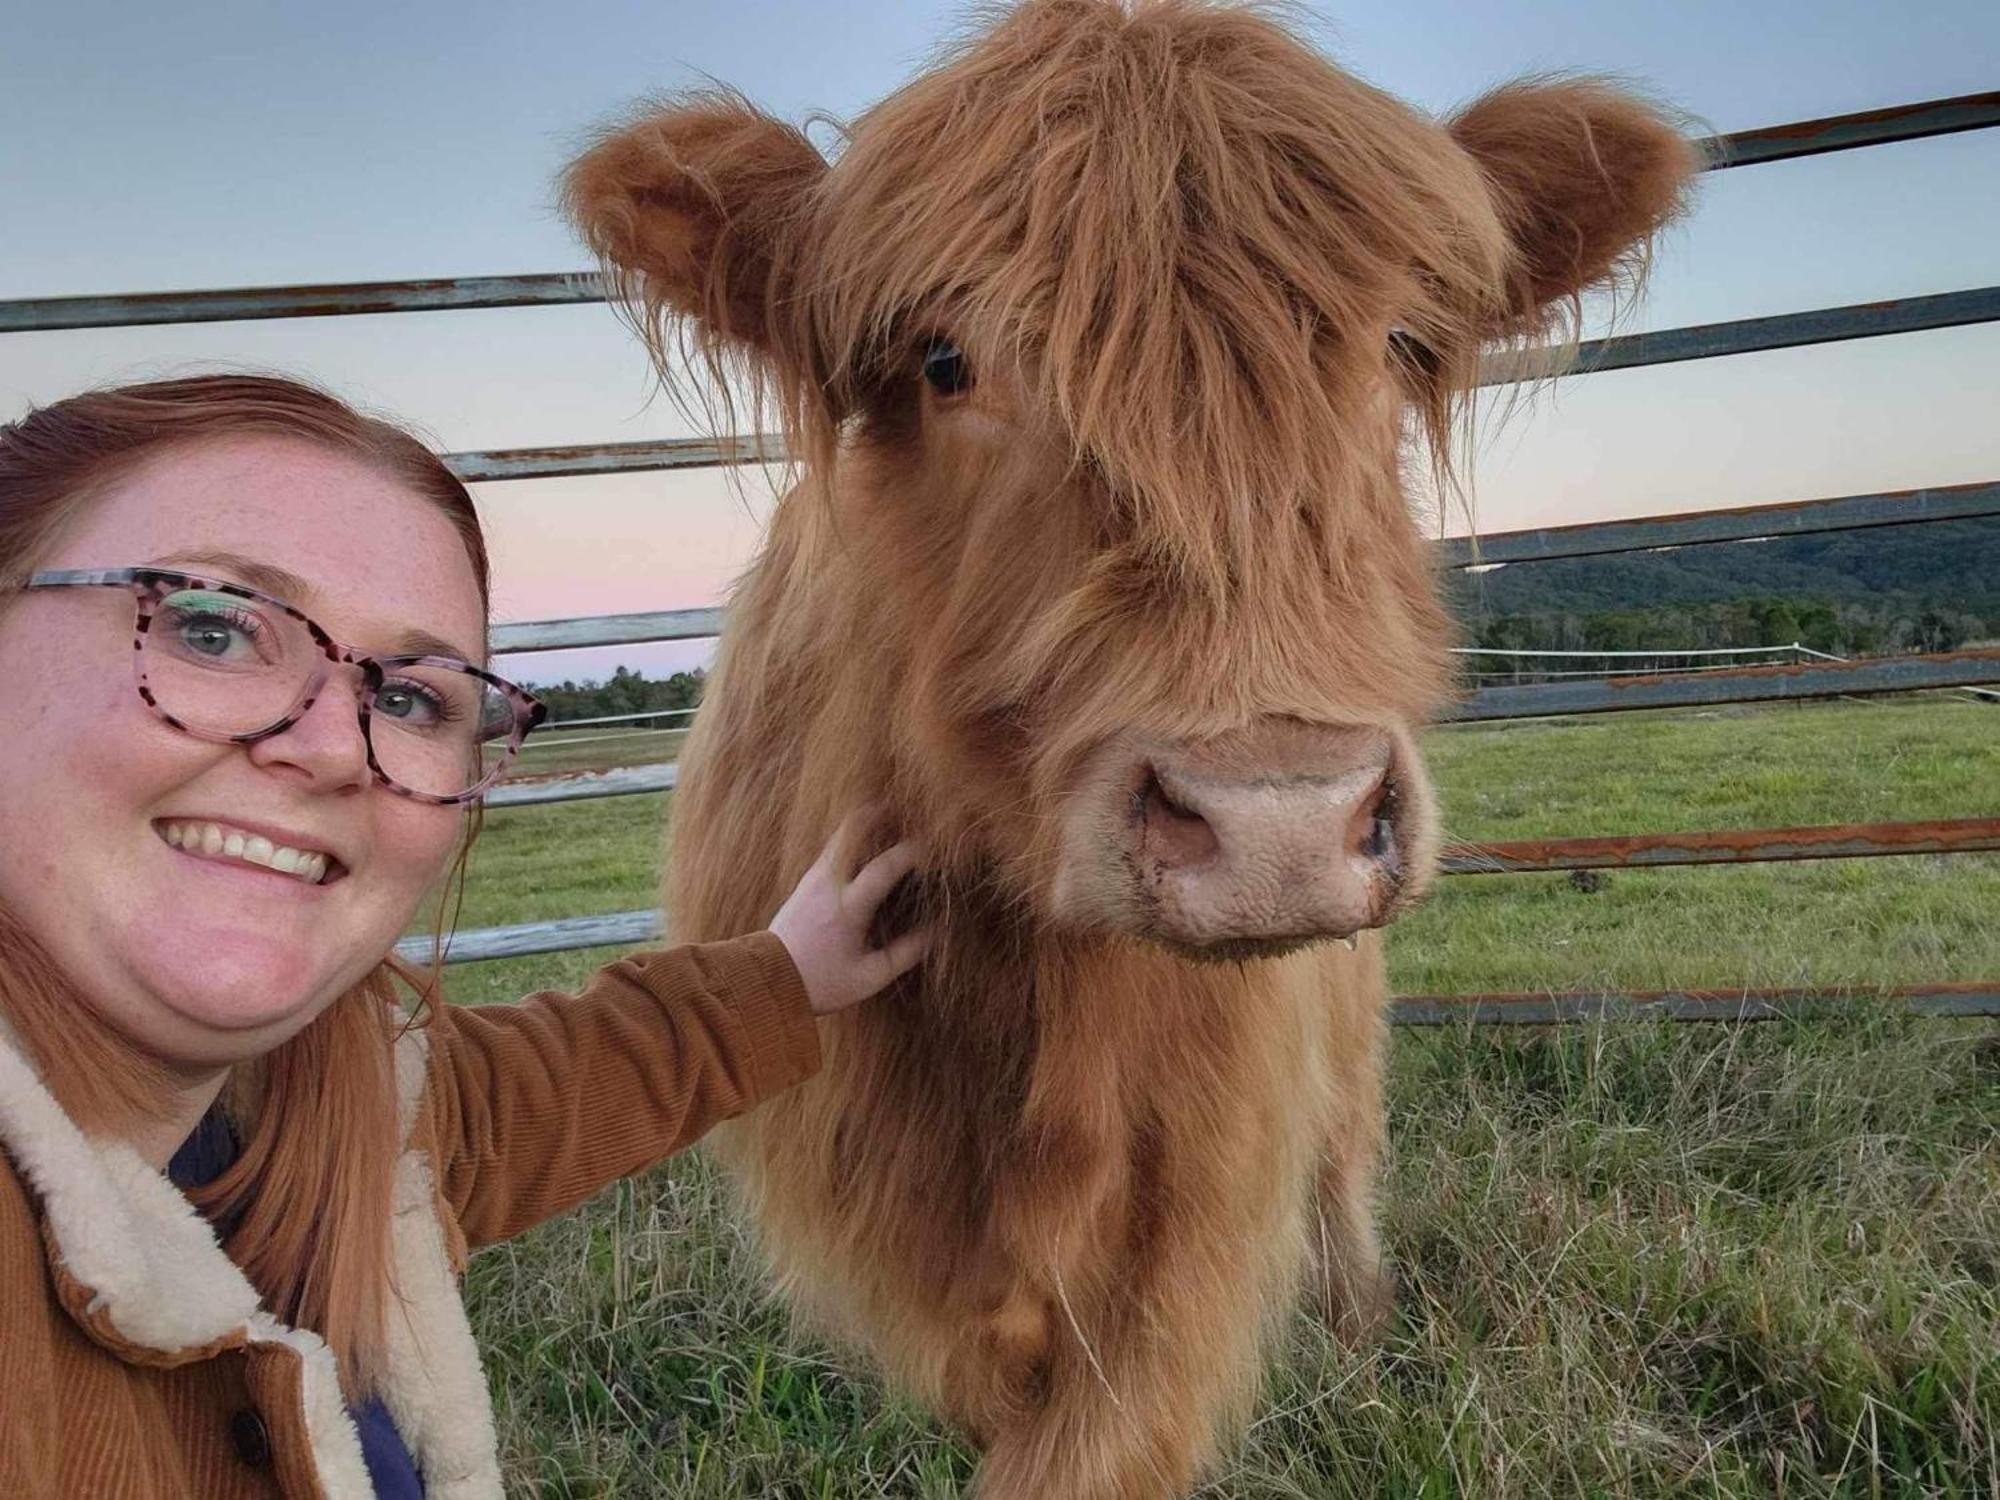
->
[[0, 1168, 58, 1494], [424, 931, 819, 1248]]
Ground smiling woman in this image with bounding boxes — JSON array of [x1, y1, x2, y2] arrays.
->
[[0, 383, 494, 1330], [0, 374, 926, 1498]]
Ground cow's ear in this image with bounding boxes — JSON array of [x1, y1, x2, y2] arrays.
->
[[1448, 80, 1699, 337], [562, 96, 828, 357]]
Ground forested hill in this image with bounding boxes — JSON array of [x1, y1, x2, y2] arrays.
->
[[1447, 516, 1997, 656]]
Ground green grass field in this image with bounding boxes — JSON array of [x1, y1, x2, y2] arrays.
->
[[439, 697, 1999, 1496]]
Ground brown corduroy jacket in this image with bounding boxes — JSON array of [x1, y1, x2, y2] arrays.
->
[[0, 932, 819, 1499]]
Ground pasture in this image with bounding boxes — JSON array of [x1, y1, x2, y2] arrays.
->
[[443, 696, 1998, 1497]]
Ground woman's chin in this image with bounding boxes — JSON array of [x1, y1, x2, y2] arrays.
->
[[137, 938, 353, 1055]]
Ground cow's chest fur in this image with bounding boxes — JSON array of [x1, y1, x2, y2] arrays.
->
[[716, 894, 1340, 1430]]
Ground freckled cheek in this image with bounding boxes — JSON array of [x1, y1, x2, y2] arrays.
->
[[367, 801, 471, 909], [28, 672, 211, 815]]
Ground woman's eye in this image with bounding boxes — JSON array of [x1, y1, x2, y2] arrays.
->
[[160, 597, 266, 664], [375, 681, 446, 726], [922, 337, 973, 398], [180, 618, 239, 657]]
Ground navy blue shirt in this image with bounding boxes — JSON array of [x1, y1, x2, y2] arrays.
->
[[168, 1108, 425, 1499]]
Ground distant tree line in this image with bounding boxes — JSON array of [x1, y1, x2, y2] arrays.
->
[[1459, 597, 1983, 682], [526, 665, 705, 726], [1450, 518, 1996, 622], [1450, 516, 1994, 682], [519, 519, 1993, 704]]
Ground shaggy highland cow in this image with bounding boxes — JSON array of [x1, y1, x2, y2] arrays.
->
[[564, 2, 1694, 1494]]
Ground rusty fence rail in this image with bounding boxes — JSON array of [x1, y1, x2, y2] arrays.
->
[[1701, 90, 2000, 167], [1437, 818, 2000, 874], [398, 819, 2000, 968], [11, 92, 1997, 1014]]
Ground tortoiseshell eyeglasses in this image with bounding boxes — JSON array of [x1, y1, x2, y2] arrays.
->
[[25, 567, 547, 805]]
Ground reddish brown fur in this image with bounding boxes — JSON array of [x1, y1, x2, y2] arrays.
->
[[564, 4, 1694, 1493]]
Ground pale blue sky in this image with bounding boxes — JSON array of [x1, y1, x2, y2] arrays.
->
[[3, 1, 1996, 683]]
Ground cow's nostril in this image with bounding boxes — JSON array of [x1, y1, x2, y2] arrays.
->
[[1348, 775, 1403, 881], [1139, 770, 1221, 870], [1362, 814, 1393, 861]]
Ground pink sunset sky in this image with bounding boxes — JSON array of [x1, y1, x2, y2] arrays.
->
[[3, 1, 1995, 687]]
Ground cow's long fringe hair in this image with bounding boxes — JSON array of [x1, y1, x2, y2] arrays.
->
[[579, 0, 1685, 589], [0, 373, 489, 1395]]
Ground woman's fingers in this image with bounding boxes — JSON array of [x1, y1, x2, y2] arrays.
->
[[771, 810, 932, 1014], [827, 801, 887, 880], [864, 923, 935, 994], [846, 839, 919, 919], [881, 923, 934, 978]]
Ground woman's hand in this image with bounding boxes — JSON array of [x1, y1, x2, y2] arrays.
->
[[769, 808, 932, 1016]]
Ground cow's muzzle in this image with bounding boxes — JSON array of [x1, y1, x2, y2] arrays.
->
[[1051, 718, 1435, 959]]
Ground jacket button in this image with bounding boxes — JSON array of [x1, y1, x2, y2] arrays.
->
[[229, 1408, 272, 1467]]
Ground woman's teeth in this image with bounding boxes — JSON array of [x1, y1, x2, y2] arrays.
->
[[159, 822, 331, 885]]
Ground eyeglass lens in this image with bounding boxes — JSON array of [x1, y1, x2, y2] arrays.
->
[[149, 587, 516, 798]]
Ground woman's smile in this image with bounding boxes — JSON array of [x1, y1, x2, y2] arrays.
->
[[153, 816, 346, 886]]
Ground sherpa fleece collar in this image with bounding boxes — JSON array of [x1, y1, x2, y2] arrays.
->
[[0, 1016, 502, 1499]]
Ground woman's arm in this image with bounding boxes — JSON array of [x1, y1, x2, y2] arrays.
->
[[424, 932, 816, 1249], [423, 813, 928, 1248]]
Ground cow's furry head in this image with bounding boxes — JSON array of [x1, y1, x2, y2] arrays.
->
[[564, 0, 1696, 937]]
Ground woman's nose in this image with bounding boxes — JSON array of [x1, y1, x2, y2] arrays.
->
[[244, 671, 374, 791]]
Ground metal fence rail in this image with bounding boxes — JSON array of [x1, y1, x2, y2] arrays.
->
[[436, 286, 1999, 482], [385, 884, 2000, 1019], [402, 818, 2000, 965], [6, 94, 1992, 337], [1445, 647, 2000, 721], [438, 287, 2000, 484], [1699, 90, 2000, 168], [485, 762, 678, 807], [541, 706, 698, 730], [485, 628, 2000, 720], [397, 887, 2000, 1031], [1438, 478, 2000, 567], [1439, 818, 2000, 874], [399, 910, 661, 964], [492, 607, 723, 654], [477, 481, 2000, 657], [0, 273, 605, 336], [477, 639, 2000, 813], [13, 91, 1997, 1013], [452, 436, 779, 484], [1480, 285, 2000, 385]]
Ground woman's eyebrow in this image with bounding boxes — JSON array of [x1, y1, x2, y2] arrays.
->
[[393, 627, 480, 663], [155, 549, 480, 663], [159, 548, 314, 606]]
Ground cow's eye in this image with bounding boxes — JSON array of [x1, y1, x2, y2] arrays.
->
[[922, 337, 974, 398]]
